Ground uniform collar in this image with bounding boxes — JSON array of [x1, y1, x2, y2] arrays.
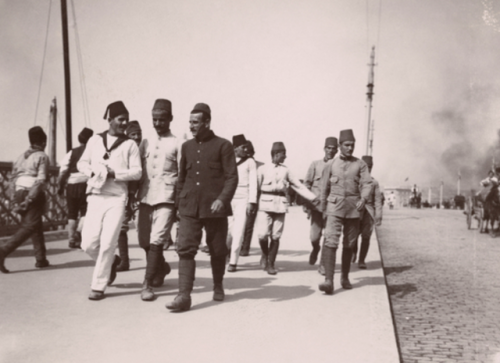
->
[[195, 129, 215, 143], [339, 153, 353, 161]]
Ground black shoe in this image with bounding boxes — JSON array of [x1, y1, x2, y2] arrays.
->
[[200, 245, 210, 254], [358, 261, 367, 269], [213, 283, 225, 301], [35, 259, 50, 268], [239, 249, 249, 257], [309, 244, 321, 265], [227, 264, 237, 272], [318, 279, 334, 295], [108, 256, 121, 286], [68, 241, 79, 249], [0, 250, 9, 273], [260, 254, 268, 270], [166, 295, 192, 311], [116, 260, 130, 272], [341, 276, 352, 289], [88, 290, 105, 301]]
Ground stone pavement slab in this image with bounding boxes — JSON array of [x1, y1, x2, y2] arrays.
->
[[0, 207, 399, 363]]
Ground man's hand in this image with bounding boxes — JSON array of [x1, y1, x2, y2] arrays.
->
[[356, 198, 366, 211], [311, 198, 322, 212], [211, 199, 224, 213], [247, 203, 257, 215]]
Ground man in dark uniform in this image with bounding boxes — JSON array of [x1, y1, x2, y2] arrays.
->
[[351, 155, 382, 269], [303, 137, 338, 269], [0, 126, 50, 272], [166, 103, 238, 312], [58, 127, 94, 249], [318, 129, 372, 294]]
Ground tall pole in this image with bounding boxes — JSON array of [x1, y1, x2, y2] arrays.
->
[[49, 98, 57, 166], [439, 181, 444, 208], [61, 0, 72, 151], [428, 187, 432, 204], [457, 170, 461, 195], [365, 46, 376, 156]]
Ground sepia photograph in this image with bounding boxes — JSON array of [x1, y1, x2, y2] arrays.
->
[[1, 1, 500, 362]]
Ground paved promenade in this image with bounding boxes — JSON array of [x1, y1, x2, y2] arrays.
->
[[0, 206, 399, 363], [378, 207, 500, 363]]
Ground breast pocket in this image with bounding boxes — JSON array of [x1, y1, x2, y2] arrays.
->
[[330, 176, 339, 184]]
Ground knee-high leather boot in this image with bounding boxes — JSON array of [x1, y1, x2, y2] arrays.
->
[[341, 248, 353, 289], [358, 237, 370, 269], [351, 239, 358, 263], [211, 255, 226, 301], [0, 225, 36, 273], [318, 247, 336, 294], [116, 231, 130, 271], [267, 239, 280, 275], [142, 244, 162, 301], [151, 246, 171, 287], [166, 258, 195, 311], [309, 240, 321, 265], [259, 238, 269, 270], [67, 219, 78, 249]]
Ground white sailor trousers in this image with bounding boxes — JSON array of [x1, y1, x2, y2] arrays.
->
[[81, 194, 126, 291], [226, 197, 248, 265]]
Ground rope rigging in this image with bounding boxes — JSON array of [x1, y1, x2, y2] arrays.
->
[[34, 0, 53, 126]]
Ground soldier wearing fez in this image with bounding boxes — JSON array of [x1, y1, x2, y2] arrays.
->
[[303, 137, 338, 270], [167, 103, 238, 312], [226, 134, 258, 272], [318, 129, 372, 294], [77, 101, 142, 300], [240, 140, 263, 256], [0, 126, 50, 273], [136, 99, 181, 301], [114, 120, 142, 272], [256, 142, 319, 275], [351, 155, 382, 269], [58, 127, 94, 249]]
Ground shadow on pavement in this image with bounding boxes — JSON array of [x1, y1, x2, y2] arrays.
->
[[10, 248, 71, 258], [387, 283, 417, 298], [9, 259, 96, 274], [383, 266, 413, 275]]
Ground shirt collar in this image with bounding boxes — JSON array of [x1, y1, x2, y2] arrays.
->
[[195, 129, 215, 143]]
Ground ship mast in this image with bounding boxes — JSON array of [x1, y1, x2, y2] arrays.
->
[[61, 0, 72, 151], [365, 46, 376, 156]]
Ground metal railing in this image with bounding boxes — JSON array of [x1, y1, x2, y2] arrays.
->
[[0, 161, 67, 237]]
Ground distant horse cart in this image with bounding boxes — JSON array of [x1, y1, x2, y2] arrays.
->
[[466, 182, 500, 236], [409, 191, 421, 209]]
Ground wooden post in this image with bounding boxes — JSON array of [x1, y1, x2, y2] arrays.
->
[[49, 98, 57, 166], [428, 187, 432, 204], [61, 0, 72, 151]]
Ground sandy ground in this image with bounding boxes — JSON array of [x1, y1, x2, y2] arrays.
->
[[0, 206, 398, 363]]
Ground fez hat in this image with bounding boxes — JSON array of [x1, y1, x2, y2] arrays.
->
[[271, 141, 286, 153], [339, 129, 355, 143], [78, 127, 94, 144], [246, 140, 255, 155], [232, 134, 247, 148], [325, 137, 338, 147], [152, 99, 172, 114], [103, 101, 128, 119], [362, 155, 373, 167], [126, 120, 141, 135], [29, 126, 47, 145], [191, 103, 211, 117]]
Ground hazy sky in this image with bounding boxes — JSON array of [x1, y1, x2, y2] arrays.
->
[[2, 0, 500, 193]]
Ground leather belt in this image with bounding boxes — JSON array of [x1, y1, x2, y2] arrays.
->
[[261, 191, 286, 197]]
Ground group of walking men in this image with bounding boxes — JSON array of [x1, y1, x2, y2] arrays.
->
[[0, 98, 382, 311]]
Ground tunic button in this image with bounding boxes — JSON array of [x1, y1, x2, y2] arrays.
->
[[197, 150, 200, 153], [196, 182, 200, 185], [196, 172, 199, 175], [197, 161, 200, 163]]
